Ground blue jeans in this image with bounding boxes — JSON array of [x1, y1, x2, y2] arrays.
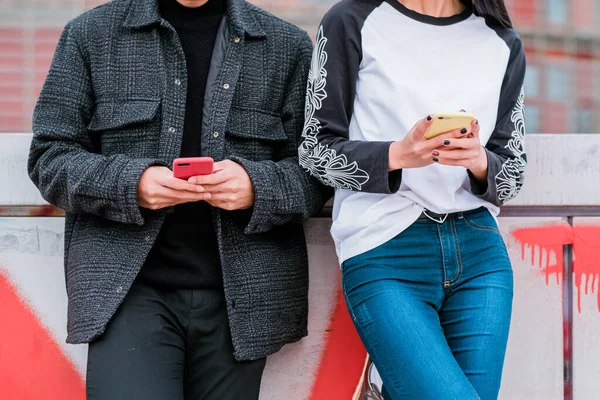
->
[[342, 208, 513, 400]]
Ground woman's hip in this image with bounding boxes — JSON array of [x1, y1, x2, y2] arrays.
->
[[341, 207, 512, 294]]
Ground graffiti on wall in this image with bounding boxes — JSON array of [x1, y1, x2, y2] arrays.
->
[[513, 224, 600, 312], [2, 220, 600, 400], [0, 271, 84, 399]]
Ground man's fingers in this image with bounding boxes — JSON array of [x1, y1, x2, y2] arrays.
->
[[160, 175, 205, 192], [213, 160, 234, 171], [207, 192, 237, 202], [177, 189, 212, 202], [200, 183, 234, 194], [162, 187, 211, 202], [188, 169, 231, 186], [206, 199, 235, 210], [140, 186, 211, 209]]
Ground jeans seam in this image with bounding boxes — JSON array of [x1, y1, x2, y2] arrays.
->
[[449, 219, 463, 284], [463, 215, 501, 234], [436, 223, 448, 284], [341, 279, 358, 322], [342, 290, 402, 390]]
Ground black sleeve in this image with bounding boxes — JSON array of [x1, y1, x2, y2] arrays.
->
[[28, 21, 164, 225], [298, 1, 402, 194], [469, 33, 527, 206]]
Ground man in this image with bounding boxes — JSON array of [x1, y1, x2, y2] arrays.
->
[[28, 0, 328, 398]]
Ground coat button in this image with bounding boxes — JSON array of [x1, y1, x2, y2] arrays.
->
[[234, 37, 240, 43], [116, 286, 123, 293], [174, 79, 181, 86], [223, 83, 230, 90], [213, 131, 219, 138], [168, 127, 175, 133]]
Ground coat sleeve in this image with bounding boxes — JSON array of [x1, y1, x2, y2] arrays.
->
[[229, 32, 331, 235], [468, 34, 527, 206], [298, 4, 403, 194], [28, 21, 163, 225]]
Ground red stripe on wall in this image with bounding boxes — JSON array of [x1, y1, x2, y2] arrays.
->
[[310, 288, 367, 399], [0, 272, 85, 400]]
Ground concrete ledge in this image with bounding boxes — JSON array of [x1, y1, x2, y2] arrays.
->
[[2, 133, 600, 208]]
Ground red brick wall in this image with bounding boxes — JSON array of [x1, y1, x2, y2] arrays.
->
[[1, 0, 599, 133]]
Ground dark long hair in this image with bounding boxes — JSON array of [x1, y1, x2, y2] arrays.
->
[[461, 0, 513, 28]]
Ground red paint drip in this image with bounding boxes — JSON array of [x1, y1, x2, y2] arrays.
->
[[0, 272, 85, 399], [512, 224, 573, 285], [310, 288, 367, 399], [572, 226, 600, 313], [512, 224, 600, 313]]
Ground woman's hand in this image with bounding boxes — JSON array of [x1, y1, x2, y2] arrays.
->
[[389, 116, 474, 170], [432, 119, 488, 181]]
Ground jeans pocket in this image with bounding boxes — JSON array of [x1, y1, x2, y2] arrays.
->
[[462, 210, 501, 234]]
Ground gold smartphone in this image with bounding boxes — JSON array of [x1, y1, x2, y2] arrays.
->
[[424, 112, 475, 140]]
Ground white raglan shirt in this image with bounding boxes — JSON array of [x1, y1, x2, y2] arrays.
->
[[299, 0, 527, 263]]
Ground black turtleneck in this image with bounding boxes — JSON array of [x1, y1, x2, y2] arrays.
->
[[138, 0, 226, 289]]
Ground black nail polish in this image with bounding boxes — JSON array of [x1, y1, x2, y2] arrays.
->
[[475, 119, 479, 125], [433, 158, 439, 162], [460, 128, 467, 134], [444, 140, 450, 145], [427, 115, 432, 121]]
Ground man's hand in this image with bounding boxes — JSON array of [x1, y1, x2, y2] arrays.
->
[[137, 166, 211, 210], [432, 119, 489, 182], [188, 160, 255, 211]]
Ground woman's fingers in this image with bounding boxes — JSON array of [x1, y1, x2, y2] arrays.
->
[[434, 157, 473, 167], [434, 137, 480, 151], [425, 128, 471, 151], [437, 148, 479, 159], [411, 115, 434, 139], [469, 119, 480, 138]]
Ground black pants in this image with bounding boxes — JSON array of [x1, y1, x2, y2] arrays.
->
[[86, 283, 266, 400]]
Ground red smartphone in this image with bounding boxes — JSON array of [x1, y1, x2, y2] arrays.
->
[[173, 157, 214, 180]]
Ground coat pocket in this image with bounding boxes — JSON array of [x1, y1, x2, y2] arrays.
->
[[88, 99, 161, 158], [225, 107, 288, 161]]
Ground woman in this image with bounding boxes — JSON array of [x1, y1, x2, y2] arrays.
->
[[299, 0, 525, 399]]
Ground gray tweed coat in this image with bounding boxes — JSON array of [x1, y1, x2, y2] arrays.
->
[[28, 0, 329, 361]]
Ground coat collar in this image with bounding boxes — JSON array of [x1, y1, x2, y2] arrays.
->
[[123, 0, 266, 38]]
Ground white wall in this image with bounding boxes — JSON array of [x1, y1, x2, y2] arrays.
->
[[2, 134, 600, 399]]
